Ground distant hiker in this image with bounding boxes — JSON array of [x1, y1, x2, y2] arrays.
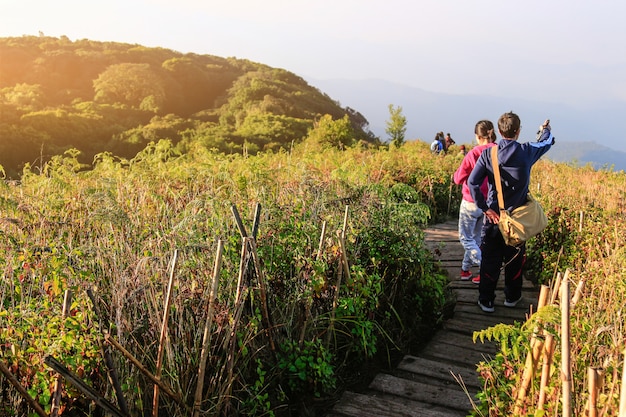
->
[[430, 133, 444, 154], [468, 112, 554, 313], [453, 120, 497, 282], [458, 145, 467, 156], [445, 133, 455, 150]]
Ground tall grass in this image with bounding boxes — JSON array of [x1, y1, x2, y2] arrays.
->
[[0, 140, 459, 415]]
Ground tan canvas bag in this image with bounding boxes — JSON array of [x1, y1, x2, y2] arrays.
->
[[491, 146, 548, 247]]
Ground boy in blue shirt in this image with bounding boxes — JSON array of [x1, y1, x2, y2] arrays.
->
[[468, 112, 554, 312]]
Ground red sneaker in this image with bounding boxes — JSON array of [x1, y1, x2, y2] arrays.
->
[[460, 270, 473, 280], [471, 276, 480, 285]]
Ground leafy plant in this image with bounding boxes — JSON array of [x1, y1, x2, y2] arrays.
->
[[277, 339, 336, 398]]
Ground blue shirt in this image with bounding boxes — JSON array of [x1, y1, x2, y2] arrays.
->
[[468, 129, 554, 213]]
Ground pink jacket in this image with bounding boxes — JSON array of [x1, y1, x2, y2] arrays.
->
[[453, 143, 496, 203]]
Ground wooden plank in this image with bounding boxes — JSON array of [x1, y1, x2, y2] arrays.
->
[[454, 288, 538, 305], [395, 355, 481, 389], [331, 391, 466, 417], [453, 301, 534, 320], [417, 339, 494, 368], [368, 373, 472, 412], [426, 331, 498, 354]]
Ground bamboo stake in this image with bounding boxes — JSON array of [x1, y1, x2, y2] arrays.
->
[[513, 285, 550, 414], [0, 360, 49, 417], [571, 277, 585, 306], [152, 249, 178, 417], [588, 367, 603, 417], [248, 238, 275, 352], [537, 333, 556, 409], [251, 202, 261, 239], [550, 272, 562, 305], [222, 287, 250, 416], [104, 334, 182, 404], [234, 236, 249, 303], [193, 240, 224, 417], [300, 221, 327, 347], [619, 349, 626, 417], [317, 220, 327, 260], [561, 278, 572, 417], [50, 289, 72, 417], [537, 285, 550, 310], [326, 206, 349, 347], [514, 338, 544, 414], [222, 239, 251, 415], [341, 205, 349, 240], [86, 289, 129, 414], [579, 210, 584, 232]]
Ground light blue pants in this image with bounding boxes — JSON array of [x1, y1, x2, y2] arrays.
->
[[458, 199, 484, 271]]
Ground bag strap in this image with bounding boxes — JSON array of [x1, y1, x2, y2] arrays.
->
[[491, 146, 506, 212]]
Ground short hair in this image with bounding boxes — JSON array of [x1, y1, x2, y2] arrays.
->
[[474, 120, 496, 143], [498, 111, 521, 139]]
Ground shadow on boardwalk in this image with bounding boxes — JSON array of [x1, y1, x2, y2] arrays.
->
[[327, 219, 539, 417]]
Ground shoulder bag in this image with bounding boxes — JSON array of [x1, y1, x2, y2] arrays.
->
[[491, 146, 548, 247]]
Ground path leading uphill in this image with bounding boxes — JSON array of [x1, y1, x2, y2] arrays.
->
[[327, 219, 540, 416]]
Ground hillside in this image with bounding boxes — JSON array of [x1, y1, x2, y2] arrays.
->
[[0, 36, 377, 177]]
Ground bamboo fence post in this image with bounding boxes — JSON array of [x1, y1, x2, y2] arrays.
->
[[251, 202, 261, 239], [50, 289, 72, 417], [326, 206, 349, 348], [248, 238, 276, 352], [514, 339, 545, 413], [234, 234, 249, 304], [561, 278, 572, 417], [550, 272, 562, 305], [587, 367, 604, 417], [537, 285, 550, 310], [0, 360, 49, 417], [513, 285, 550, 414], [152, 249, 178, 417], [579, 210, 584, 232], [300, 221, 327, 347], [193, 240, 224, 417], [619, 349, 626, 417], [339, 205, 350, 280], [222, 239, 251, 415], [537, 333, 556, 410], [317, 220, 327, 260], [571, 277, 585, 306], [86, 289, 129, 414]]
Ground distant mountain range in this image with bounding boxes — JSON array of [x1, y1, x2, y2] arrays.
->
[[308, 78, 626, 172]]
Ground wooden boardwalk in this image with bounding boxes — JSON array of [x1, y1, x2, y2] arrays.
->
[[327, 219, 539, 417]]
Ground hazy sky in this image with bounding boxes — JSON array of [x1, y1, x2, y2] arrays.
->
[[2, 0, 626, 116]]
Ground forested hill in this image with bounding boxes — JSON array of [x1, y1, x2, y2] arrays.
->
[[0, 36, 377, 177]]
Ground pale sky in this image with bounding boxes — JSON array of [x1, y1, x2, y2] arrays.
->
[[2, 0, 625, 104], [2, 0, 626, 149]]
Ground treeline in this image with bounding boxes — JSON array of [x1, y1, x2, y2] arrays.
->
[[0, 36, 377, 177]]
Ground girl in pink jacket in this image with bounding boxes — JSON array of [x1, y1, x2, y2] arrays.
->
[[452, 120, 497, 281]]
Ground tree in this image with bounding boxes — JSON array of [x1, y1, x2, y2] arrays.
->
[[93, 63, 165, 111], [306, 114, 354, 149], [385, 104, 407, 147]]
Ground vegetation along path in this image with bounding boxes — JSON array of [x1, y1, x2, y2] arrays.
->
[[327, 219, 540, 416]]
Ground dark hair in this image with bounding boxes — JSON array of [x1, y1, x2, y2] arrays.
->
[[474, 120, 496, 143], [497, 111, 521, 139]]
